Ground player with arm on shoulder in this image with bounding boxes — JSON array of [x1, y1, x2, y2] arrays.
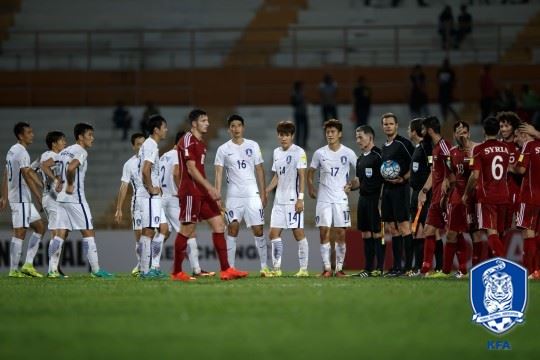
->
[[0, 122, 46, 278], [172, 109, 248, 281], [214, 115, 268, 276], [265, 121, 308, 277], [307, 119, 357, 277]]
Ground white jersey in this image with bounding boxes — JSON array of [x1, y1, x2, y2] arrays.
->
[[272, 144, 307, 205], [136, 137, 161, 199], [310, 144, 357, 204], [121, 155, 144, 198], [214, 139, 263, 198], [56, 144, 89, 204], [6, 143, 32, 203], [159, 149, 179, 198], [39, 150, 61, 197]]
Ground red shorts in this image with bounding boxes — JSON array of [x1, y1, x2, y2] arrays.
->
[[476, 203, 507, 233], [179, 195, 221, 223], [516, 202, 540, 231], [503, 193, 520, 230], [426, 202, 446, 229], [448, 202, 468, 233]]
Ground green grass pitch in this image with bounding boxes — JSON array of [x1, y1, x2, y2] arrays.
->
[[0, 274, 538, 359]]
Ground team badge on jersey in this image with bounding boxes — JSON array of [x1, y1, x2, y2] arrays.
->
[[470, 258, 527, 334], [365, 168, 373, 178], [245, 148, 253, 157], [286, 155, 292, 164], [340, 156, 347, 165], [412, 162, 419, 172]]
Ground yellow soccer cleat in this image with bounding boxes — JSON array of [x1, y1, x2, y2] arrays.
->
[[294, 269, 309, 277], [21, 263, 44, 278], [8, 269, 29, 278], [272, 269, 282, 277], [260, 267, 274, 277]]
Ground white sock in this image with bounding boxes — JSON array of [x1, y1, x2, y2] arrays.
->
[[83, 237, 100, 273], [320, 243, 331, 271], [271, 238, 283, 270], [10, 237, 23, 271], [48, 236, 64, 273], [335, 242, 347, 272], [140, 235, 151, 273], [226, 235, 237, 268], [298, 238, 309, 271], [25, 233, 42, 265], [135, 241, 142, 269], [150, 233, 165, 269], [254, 236, 268, 269], [187, 238, 201, 274]]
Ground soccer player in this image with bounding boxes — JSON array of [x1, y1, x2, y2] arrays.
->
[[347, 125, 384, 277], [114, 133, 145, 276], [307, 119, 357, 277], [462, 116, 513, 258], [380, 113, 415, 276], [172, 109, 248, 281], [214, 115, 269, 276], [52, 123, 112, 278], [265, 121, 308, 277], [160, 131, 212, 277], [0, 122, 46, 277]]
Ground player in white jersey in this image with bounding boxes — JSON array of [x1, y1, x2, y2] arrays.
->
[[0, 122, 46, 278], [265, 121, 309, 277], [114, 133, 145, 276], [136, 115, 168, 279], [51, 123, 113, 278], [214, 115, 269, 276], [308, 119, 357, 277]]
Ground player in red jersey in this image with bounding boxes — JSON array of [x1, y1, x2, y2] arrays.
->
[[171, 109, 248, 281], [417, 116, 452, 276], [463, 116, 513, 258]]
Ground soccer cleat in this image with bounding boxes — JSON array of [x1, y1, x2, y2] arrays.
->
[[260, 267, 274, 277], [131, 266, 141, 278], [47, 271, 67, 279], [140, 269, 165, 280], [91, 269, 114, 279], [272, 269, 282, 277], [192, 269, 216, 277], [319, 270, 332, 278], [383, 270, 401, 278], [528, 270, 540, 280], [294, 269, 309, 277], [425, 270, 450, 279], [351, 270, 370, 278], [453, 271, 468, 279], [21, 263, 44, 278], [220, 267, 249, 281], [171, 271, 196, 282], [8, 269, 29, 278], [334, 270, 348, 277], [407, 269, 422, 277], [370, 269, 383, 277]]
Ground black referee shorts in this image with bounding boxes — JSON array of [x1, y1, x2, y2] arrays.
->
[[357, 194, 381, 233], [410, 189, 431, 226], [381, 184, 411, 223]]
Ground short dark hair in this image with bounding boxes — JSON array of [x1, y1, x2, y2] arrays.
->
[[146, 115, 166, 135], [276, 121, 295, 135], [189, 109, 207, 125], [496, 111, 521, 131], [130, 132, 145, 145], [13, 122, 30, 140], [45, 131, 65, 150], [356, 125, 375, 139], [483, 116, 500, 136], [323, 119, 342, 132], [227, 114, 244, 126], [409, 118, 424, 137], [453, 121, 470, 133], [74, 123, 94, 141], [175, 131, 186, 145], [422, 116, 441, 134], [381, 113, 398, 124]]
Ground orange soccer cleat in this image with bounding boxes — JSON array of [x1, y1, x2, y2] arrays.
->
[[220, 267, 249, 281], [320, 270, 332, 278], [171, 272, 196, 282]]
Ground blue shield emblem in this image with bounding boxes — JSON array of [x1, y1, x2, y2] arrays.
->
[[246, 148, 253, 157], [286, 155, 292, 164], [340, 156, 347, 165], [470, 258, 527, 335], [365, 168, 373, 178]]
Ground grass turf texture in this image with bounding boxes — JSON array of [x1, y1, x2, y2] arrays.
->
[[0, 273, 537, 359]]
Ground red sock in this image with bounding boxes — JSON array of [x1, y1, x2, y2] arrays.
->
[[456, 234, 469, 273], [488, 234, 505, 257], [472, 241, 483, 266], [421, 236, 436, 273], [443, 242, 457, 274], [523, 237, 537, 275], [173, 233, 188, 274], [212, 232, 230, 271]]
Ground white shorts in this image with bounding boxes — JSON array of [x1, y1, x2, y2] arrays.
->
[[10, 202, 41, 228], [56, 201, 94, 231], [225, 196, 264, 227], [162, 196, 180, 232], [136, 196, 162, 229], [315, 202, 351, 228], [270, 203, 304, 229], [42, 195, 58, 230], [131, 198, 142, 231]]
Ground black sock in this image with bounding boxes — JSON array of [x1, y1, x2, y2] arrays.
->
[[364, 237, 375, 272], [392, 236, 403, 271], [403, 234, 414, 271], [375, 238, 386, 271], [435, 238, 444, 271], [413, 238, 424, 270]]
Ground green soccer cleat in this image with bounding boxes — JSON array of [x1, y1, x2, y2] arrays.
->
[[8, 269, 29, 278], [21, 263, 44, 278], [140, 269, 166, 280], [425, 270, 450, 279], [272, 269, 282, 277], [370, 269, 383, 277], [131, 266, 141, 278], [294, 269, 309, 277], [260, 267, 274, 277], [91, 269, 114, 279], [47, 271, 67, 279]]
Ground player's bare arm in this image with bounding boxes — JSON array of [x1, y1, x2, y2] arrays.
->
[[345, 177, 360, 193], [142, 160, 159, 195], [21, 167, 43, 209], [0, 169, 7, 210], [187, 160, 220, 201], [255, 163, 267, 208], [307, 167, 317, 199], [295, 168, 305, 213], [520, 123, 540, 140], [418, 172, 432, 206], [65, 159, 80, 194], [114, 181, 129, 223], [462, 169, 479, 205], [214, 164, 224, 208], [265, 173, 278, 194]]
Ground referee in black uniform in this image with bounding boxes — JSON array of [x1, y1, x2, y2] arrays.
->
[[380, 113, 415, 277], [348, 125, 385, 277]]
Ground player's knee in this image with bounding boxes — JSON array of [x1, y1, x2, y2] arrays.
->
[[252, 225, 263, 237], [228, 221, 240, 236], [293, 229, 305, 240]]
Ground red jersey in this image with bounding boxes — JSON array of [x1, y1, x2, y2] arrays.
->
[[448, 145, 472, 205], [504, 140, 522, 204], [177, 131, 208, 197], [430, 138, 452, 204], [517, 139, 540, 206], [470, 139, 511, 204]]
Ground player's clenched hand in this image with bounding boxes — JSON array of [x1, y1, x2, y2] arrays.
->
[[308, 187, 317, 199], [208, 187, 221, 201], [295, 199, 304, 213], [0, 197, 6, 211], [114, 209, 122, 224], [387, 176, 404, 184], [66, 184, 74, 195], [54, 179, 62, 193], [260, 192, 267, 208], [344, 183, 352, 193], [461, 194, 468, 206]]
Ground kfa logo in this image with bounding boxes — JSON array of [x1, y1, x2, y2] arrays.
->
[[340, 156, 347, 165], [245, 148, 253, 157], [286, 155, 292, 164], [470, 258, 527, 334], [154, 216, 160, 224]]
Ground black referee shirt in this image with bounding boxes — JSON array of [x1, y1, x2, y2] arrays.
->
[[409, 139, 432, 191], [356, 146, 383, 196], [381, 134, 415, 187]]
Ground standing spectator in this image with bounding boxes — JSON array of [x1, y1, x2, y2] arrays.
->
[[291, 81, 309, 149], [409, 65, 429, 118], [353, 76, 372, 127], [140, 101, 160, 136], [438, 6, 455, 50], [438, 58, 459, 122], [456, 4, 473, 47], [480, 64, 496, 121], [112, 101, 133, 141], [319, 74, 338, 123]]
